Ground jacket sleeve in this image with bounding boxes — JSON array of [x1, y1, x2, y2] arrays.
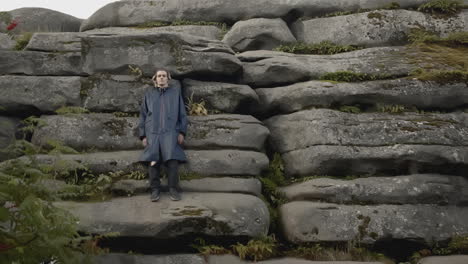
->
[[177, 91, 188, 136], [138, 93, 148, 140]]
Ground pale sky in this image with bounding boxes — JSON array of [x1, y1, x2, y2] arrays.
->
[[0, 0, 117, 19]]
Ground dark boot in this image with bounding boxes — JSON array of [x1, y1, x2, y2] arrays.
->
[[166, 160, 181, 201]]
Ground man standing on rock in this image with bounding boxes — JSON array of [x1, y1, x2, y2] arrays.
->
[[138, 69, 188, 202]]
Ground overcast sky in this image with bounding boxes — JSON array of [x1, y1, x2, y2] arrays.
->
[[1, 0, 117, 19]]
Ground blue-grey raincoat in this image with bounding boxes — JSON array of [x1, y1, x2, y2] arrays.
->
[[138, 82, 188, 163]]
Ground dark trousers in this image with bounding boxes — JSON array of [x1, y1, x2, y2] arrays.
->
[[148, 160, 179, 191]]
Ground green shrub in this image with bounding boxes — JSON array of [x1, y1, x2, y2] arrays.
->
[[417, 0, 464, 15], [14, 32, 33, 51], [275, 41, 362, 55], [19, 116, 46, 137], [0, 11, 12, 24], [319, 71, 391, 82]]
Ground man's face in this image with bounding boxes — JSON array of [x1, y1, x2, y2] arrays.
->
[[155, 71, 169, 87]]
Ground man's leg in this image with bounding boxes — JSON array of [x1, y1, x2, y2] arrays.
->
[[148, 163, 161, 202], [166, 159, 181, 201]]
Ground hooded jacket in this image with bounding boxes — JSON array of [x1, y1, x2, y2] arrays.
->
[[138, 81, 188, 163]]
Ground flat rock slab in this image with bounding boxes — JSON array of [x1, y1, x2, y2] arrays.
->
[[85, 26, 223, 40], [280, 202, 468, 244], [0, 76, 83, 114], [0, 51, 83, 76], [112, 177, 262, 197], [254, 79, 468, 116], [281, 174, 468, 205], [223, 18, 296, 52], [25, 149, 269, 176], [238, 46, 454, 87], [94, 254, 205, 264], [417, 255, 468, 264], [81, 33, 241, 78], [56, 193, 270, 238], [26, 26, 223, 52], [293, 10, 468, 47], [31, 114, 269, 152], [80, 0, 429, 31], [182, 79, 259, 114], [265, 109, 468, 154], [282, 145, 468, 177]]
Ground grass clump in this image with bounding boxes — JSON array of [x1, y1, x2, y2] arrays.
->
[[232, 235, 278, 261], [185, 92, 208, 116], [410, 69, 468, 84], [377, 104, 407, 113], [55, 106, 90, 115], [319, 71, 391, 82], [408, 29, 468, 46], [14, 32, 33, 51], [275, 41, 362, 55], [417, 0, 464, 15], [339, 105, 361, 113]]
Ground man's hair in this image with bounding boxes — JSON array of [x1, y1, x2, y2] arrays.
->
[[152, 69, 172, 81]]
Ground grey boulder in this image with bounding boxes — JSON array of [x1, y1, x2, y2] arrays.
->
[[417, 255, 468, 264], [55, 193, 270, 238], [265, 109, 468, 153], [280, 202, 468, 244], [223, 18, 296, 52], [80, 0, 429, 31], [239, 47, 421, 87], [94, 254, 205, 264], [254, 79, 468, 116], [81, 33, 241, 78], [0, 116, 19, 148], [293, 10, 468, 47], [25, 32, 85, 52], [282, 145, 468, 177], [0, 50, 83, 75], [0, 76, 83, 114], [182, 79, 259, 114], [281, 174, 468, 205], [2, 8, 81, 34]]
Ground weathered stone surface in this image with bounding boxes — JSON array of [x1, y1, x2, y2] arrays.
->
[[280, 202, 468, 244], [281, 174, 468, 205], [85, 26, 223, 40], [0, 33, 15, 50], [0, 51, 83, 75], [417, 255, 468, 264], [282, 145, 468, 177], [82, 75, 160, 113], [56, 193, 270, 238], [112, 177, 262, 197], [292, 10, 468, 47], [265, 109, 468, 154], [81, 33, 241, 78], [0, 76, 83, 114], [80, 0, 430, 31], [25, 32, 85, 52], [25, 149, 269, 176], [254, 79, 468, 116], [31, 114, 269, 151], [1, 8, 81, 34], [223, 18, 296, 52], [238, 46, 453, 87], [0, 116, 19, 148], [182, 79, 259, 114], [94, 254, 205, 264], [208, 255, 383, 264]]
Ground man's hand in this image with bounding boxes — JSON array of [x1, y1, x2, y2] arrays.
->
[[178, 133, 184, 145], [142, 138, 148, 147]]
